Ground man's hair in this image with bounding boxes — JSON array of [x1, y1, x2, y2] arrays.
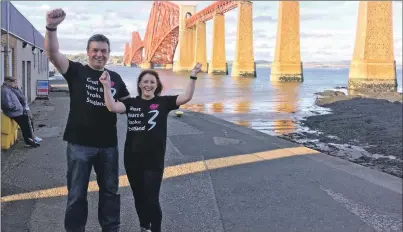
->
[[86, 34, 111, 52], [4, 76, 16, 82]]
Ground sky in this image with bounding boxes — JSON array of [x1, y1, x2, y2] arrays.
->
[[11, 1, 403, 64]]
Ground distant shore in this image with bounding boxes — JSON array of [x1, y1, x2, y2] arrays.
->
[[56, 54, 403, 70], [281, 90, 403, 178]]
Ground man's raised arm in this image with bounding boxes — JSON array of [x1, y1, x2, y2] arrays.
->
[[45, 9, 69, 75]]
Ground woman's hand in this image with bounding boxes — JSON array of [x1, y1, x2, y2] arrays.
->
[[99, 70, 111, 88], [191, 62, 202, 77]]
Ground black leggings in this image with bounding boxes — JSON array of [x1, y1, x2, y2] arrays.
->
[[125, 165, 164, 232]]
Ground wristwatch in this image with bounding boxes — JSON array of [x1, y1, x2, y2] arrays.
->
[[190, 76, 197, 80]]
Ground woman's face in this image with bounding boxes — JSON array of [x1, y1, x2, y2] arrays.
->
[[139, 73, 158, 99]]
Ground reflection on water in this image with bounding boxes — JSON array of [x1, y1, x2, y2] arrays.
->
[[107, 65, 403, 136], [271, 82, 299, 136]]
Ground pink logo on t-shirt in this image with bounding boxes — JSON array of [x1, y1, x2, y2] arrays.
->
[[110, 81, 115, 87], [150, 104, 159, 110]]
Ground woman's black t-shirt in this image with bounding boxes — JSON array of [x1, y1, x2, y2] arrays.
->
[[122, 95, 179, 170]]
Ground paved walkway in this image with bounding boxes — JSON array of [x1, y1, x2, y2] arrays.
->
[[1, 92, 402, 232]]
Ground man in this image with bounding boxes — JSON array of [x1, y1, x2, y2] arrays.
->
[[1, 76, 39, 147], [11, 82, 42, 143], [45, 8, 130, 232]]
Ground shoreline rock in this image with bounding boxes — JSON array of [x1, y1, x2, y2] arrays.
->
[[282, 89, 403, 178]]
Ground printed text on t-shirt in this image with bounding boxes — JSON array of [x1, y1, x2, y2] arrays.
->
[[127, 106, 159, 132], [85, 77, 116, 107]]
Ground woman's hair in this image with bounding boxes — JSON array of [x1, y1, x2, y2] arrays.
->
[[137, 70, 163, 96]]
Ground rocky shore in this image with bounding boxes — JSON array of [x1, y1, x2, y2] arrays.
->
[[281, 90, 403, 178]]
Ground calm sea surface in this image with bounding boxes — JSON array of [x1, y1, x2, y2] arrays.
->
[[106, 65, 402, 136]]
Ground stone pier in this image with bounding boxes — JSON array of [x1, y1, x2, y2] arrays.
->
[[232, 1, 255, 77], [173, 5, 196, 72], [208, 13, 227, 75], [270, 2, 303, 82], [348, 1, 397, 92], [140, 62, 152, 69], [193, 21, 208, 72]]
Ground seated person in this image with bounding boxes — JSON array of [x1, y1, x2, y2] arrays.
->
[[10, 81, 42, 143], [1, 76, 39, 147]]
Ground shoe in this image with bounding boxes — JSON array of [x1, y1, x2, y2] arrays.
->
[[25, 143, 40, 148], [25, 138, 40, 148], [140, 227, 151, 232], [34, 136, 42, 143]]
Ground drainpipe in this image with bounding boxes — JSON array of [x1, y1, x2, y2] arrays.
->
[[6, 1, 10, 76]]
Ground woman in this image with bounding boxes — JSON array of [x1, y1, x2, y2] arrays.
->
[[100, 63, 202, 232]]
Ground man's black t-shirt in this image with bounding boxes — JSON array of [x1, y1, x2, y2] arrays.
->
[[62, 60, 130, 148], [122, 95, 179, 170]]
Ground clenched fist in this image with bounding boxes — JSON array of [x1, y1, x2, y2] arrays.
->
[[46, 8, 66, 28]]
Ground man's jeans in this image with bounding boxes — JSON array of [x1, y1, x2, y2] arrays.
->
[[64, 143, 120, 232]]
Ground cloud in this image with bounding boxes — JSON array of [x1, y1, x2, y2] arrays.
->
[[301, 14, 326, 21], [254, 29, 276, 41], [225, 12, 237, 23], [300, 32, 334, 39], [172, 1, 200, 5], [58, 37, 128, 54], [11, 1, 403, 64], [255, 43, 271, 50], [253, 16, 276, 23]]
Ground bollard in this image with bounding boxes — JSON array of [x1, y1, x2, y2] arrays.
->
[[175, 111, 184, 117]]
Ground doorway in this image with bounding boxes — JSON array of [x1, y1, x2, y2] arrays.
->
[[22, 61, 26, 95], [27, 61, 32, 103]]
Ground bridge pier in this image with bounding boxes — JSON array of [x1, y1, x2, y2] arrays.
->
[[232, 1, 255, 77], [173, 5, 196, 72], [348, 1, 397, 92], [208, 13, 227, 75], [270, 2, 303, 82], [140, 62, 152, 69], [193, 21, 208, 72]]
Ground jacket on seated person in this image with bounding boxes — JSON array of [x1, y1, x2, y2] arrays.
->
[[11, 87, 29, 111], [1, 84, 24, 118]]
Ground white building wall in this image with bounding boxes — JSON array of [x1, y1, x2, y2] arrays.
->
[[15, 39, 49, 103]]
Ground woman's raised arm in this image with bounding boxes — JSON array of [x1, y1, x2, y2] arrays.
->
[[99, 71, 127, 113], [176, 62, 202, 106]]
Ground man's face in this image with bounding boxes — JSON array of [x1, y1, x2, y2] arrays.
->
[[6, 79, 17, 88], [87, 41, 109, 70]]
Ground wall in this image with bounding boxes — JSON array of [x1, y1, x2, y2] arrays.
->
[[1, 32, 48, 104], [1, 32, 17, 78], [15, 39, 48, 103], [1, 1, 48, 104], [1, 1, 45, 49]]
